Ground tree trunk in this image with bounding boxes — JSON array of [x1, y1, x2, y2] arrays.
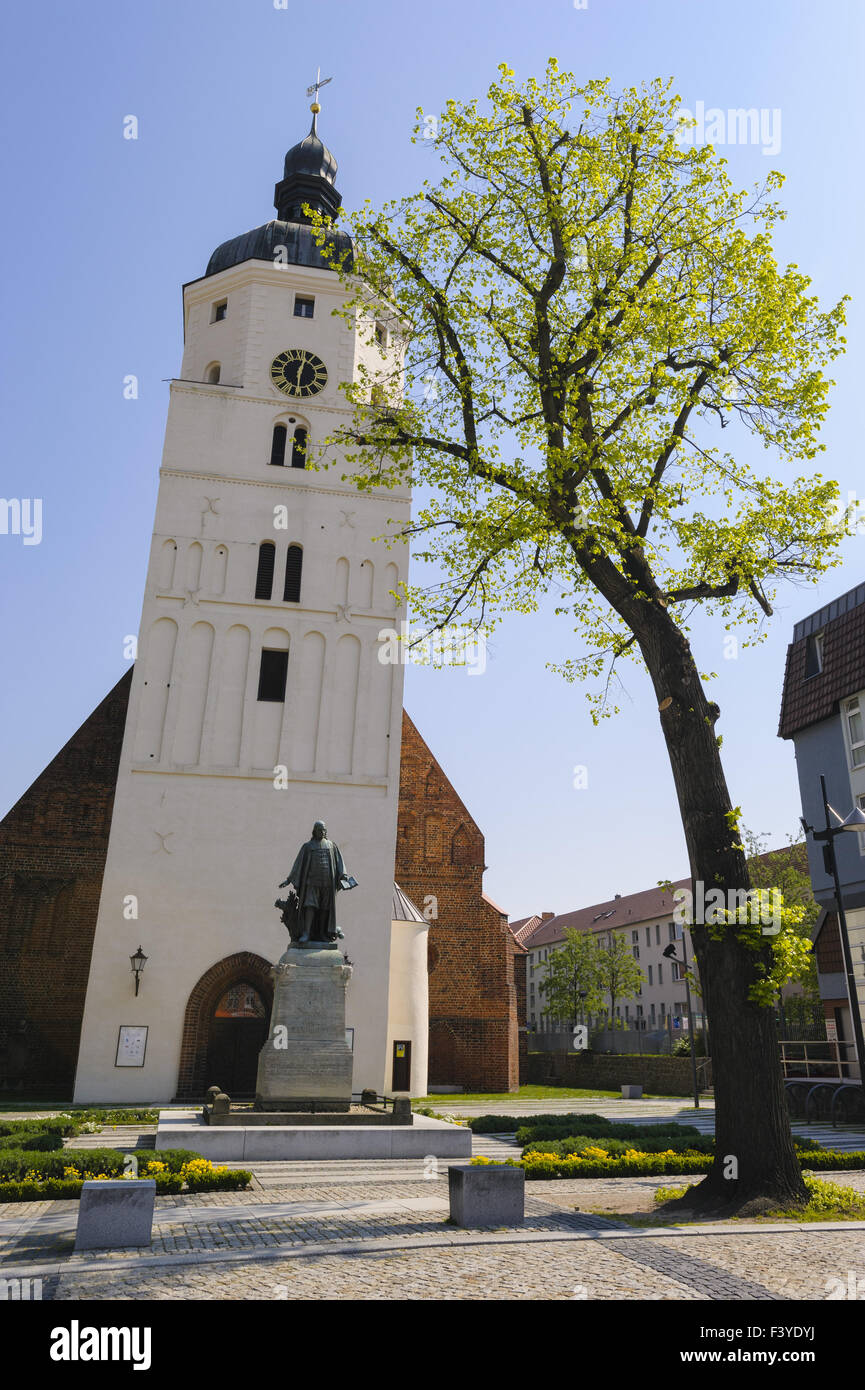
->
[[633, 603, 807, 1211]]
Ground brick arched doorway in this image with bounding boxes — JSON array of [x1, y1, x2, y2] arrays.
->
[[175, 952, 273, 1100]]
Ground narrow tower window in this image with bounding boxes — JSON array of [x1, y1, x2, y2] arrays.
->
[[257, 649, 288, 702], [291, 427, 308, 469], [205, 363, 221, 384], [283, 545, 303, 603], [254, 542, 276, 600], [269, 424, 287, 467], [294, 295, 315, 318], [212, 300, 228, 322]]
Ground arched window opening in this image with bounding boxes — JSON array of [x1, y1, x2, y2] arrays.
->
[[269, 424, 287, 468], [291, 427, 308, 469], [205, 362, 221, 384], [254, 542, 276, 600], [283, 545, 303, 603]]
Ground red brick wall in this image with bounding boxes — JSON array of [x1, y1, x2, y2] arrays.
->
[[0, 672, 132, 1096], [395, 712, 524, 1093]]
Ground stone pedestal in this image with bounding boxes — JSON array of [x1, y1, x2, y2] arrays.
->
[[255, 946, 353, 1111], [75, 1180, 156, 1251]]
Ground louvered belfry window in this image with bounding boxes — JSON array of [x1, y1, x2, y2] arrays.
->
[[255, 542, 276, 599], [290, 428, 308, 469], [283, 545, 303, 603], [270, 424, 287, 468]]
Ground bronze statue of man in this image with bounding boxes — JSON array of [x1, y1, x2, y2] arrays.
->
[[277, 821, 356, 945]]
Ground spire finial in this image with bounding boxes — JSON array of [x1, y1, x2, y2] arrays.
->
[[306, 67, 332, 135]]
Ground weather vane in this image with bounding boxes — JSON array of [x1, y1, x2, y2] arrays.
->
[[306, 67, 332, 108]]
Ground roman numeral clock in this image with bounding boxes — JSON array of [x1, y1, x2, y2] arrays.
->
[[270, 348, 328, 399]]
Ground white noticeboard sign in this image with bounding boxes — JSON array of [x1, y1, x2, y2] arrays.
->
[[825, 1019, 838, 1042], [115, 1025, 148, 1067]]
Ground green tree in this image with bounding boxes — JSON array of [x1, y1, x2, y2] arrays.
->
[[595, 933, 645, 1023], [744, 829, 822, 1031], [318, 63, 849, 1210], [538, 928, 605, 1025]]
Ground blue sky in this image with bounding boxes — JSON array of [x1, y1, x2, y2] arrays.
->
[[1, 0, 863, 919]]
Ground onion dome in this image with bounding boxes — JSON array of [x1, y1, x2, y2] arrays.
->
[[205, 106, 352, 278]]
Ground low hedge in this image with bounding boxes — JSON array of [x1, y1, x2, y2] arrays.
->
[[140, 1149, 202, 1173], [0, 1155, 252, 1204], [0, 1131, 65, 1153], [0, 1172, 185, 1203], [515, 1120, 702, 1145], [523, 1133, 716, 1159], [473, 1147, 865, 1180], [469, 1112, 610, 1134], [0, 1148, 125, 1180], [0, 1118, 72, 1139], [798, 1150, 865, 1171]]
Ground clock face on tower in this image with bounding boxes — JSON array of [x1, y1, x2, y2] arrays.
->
[[270, 349, 328, 399]]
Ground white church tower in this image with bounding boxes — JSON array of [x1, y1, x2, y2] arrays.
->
[[74, 97, 427, 1103]]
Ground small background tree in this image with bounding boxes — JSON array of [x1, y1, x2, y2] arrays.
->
[[538, 928, 605, 1025], [595, 933, 645, 1025]]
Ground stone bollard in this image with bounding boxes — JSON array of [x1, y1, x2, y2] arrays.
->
[[621, 1084, 643, 1099], [360, 1088, 378, 1108], [211, 1091, 231, 1115], [448, 1164, 525, 1228], [74, 1180, 156, 1251], [205, 1085, 221, 1108], [392, 1097, 412, 1124]]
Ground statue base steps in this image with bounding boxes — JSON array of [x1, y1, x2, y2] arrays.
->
[[156, 1110, 472, 1161]]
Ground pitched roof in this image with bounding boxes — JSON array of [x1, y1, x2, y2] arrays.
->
[[778, 581, 865, 739], [524, 881, 689, 948], [521, 845, 811, 949], [482, 890, 508, 918], [509, 914, 542, 946]]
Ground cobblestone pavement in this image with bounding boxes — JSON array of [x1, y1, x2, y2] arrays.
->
[[3, 1169, 865, 1301], [2, 1102, 864, 1300]]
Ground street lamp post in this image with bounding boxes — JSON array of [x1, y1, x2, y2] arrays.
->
[[664, 936, 700, 1109], [801, 776, 865, 1089]]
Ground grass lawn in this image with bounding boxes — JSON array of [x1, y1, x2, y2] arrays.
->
[[413, 1085, 677, 1104]]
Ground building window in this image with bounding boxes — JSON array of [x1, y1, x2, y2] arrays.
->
[[375, 321, 388, 347], [294, 296, 315, 318], [283, 545, 303, 603], [254, 542, 276, 600], [204, 362, 221, 384], [655, 923, 661, 945], [671, 961, 681, 981], [632, 945, 640, 961], [660, 1001, 666, 1020], [270, 424, 287, 468], [804, 631, 824, 678], [257, 649, 288, 702], [844, 696, 865, 769], [657, 962, 663, 985], [645, 926, 651, 945], [631, 930, 639, 944], [211, 300, 228, 322], [291, 427, 308, 469], [668, 922, 677, 942], [647, 964, 653, 986]]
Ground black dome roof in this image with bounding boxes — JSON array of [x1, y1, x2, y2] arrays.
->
[[206, 219, 353, 278], [204, 111, 351, 279], [282, 128, 338, 185]]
